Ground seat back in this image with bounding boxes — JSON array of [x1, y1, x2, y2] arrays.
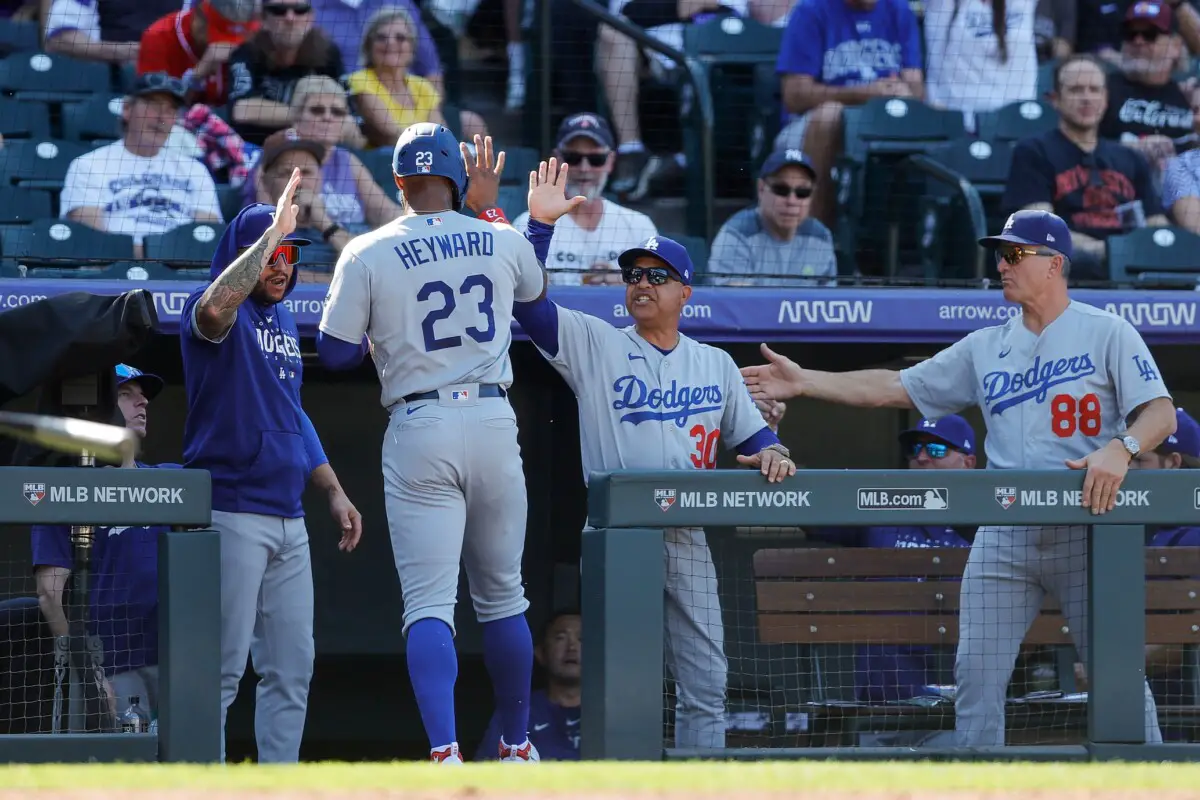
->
[[143, 221, 227, 266], [847, 97, 968, 156], [683, 15, 784, 63], [0, 139, 91, 193], [1107, 226, 1200, 287], [0, 19, 39, 57], [0, 51, 111, 103], [2, 219, 135, 266], [496, 184, 528, 222], [98, 260, 178, 281], [0, 186, 52, 227], [662, 232, 710, 276], [0, 97, 50, 139], [500, 147, 541, 186], [61, 95, 123, 143], [976, 99, 1059, 143]]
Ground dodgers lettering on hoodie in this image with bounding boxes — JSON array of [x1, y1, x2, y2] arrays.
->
[[180, 205, 310, 518]]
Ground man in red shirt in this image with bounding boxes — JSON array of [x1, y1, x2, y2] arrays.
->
[[138, 0, 260, 108]]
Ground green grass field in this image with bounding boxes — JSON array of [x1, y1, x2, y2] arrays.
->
[[0, 762, 1198, 793]]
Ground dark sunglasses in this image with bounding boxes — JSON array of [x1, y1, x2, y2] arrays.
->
[[1124, 26, 1163, 43], [264, 3, 312, 15], [906, 441, 954, 459], [995, 245, 1056, 265], [621, 266, 677, 286], [768, 183, 814, 200], [559, 150, 609, 168], [373, 31, 411, 43], [305, 104, 347, 118]]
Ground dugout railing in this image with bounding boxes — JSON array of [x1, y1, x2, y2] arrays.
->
[[582, 468, 1200, 762], [0, 466, 220, 763]]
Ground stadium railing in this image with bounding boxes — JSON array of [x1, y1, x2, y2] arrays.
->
[[582, 468, 1200, 762]]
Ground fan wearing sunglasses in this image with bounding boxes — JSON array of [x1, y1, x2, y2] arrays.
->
[[512, 113, 658, 286], [707, 148, 836, 287]]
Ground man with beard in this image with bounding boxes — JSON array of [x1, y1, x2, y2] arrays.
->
[[512, 114, 657, 286], [180, 171, 363, 763]]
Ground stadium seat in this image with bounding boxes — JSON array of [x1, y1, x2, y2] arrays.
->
[[0, 96, 50, 139], [662, 232, 710, 277], [0, 19, 38, 57], [1107, 226, 1200, 288], [0, 51, 111, 105], [496, 184, 528, 221], [143, 221, 227, 266], [217, 185, 247, 224], [1, 219, 135, 267], [97, 260, 178, 281], [0, 139, 90, 193], [356, 147, 396, 195], [61, 95, 123, 143], [0, 259, 24, 278], [500, 146, 541, 185], [975, 99, 1059, 143], [0, 186, 52, 228], [750, 62, 783, 180]]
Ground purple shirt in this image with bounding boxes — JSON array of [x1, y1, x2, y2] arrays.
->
[[310, 0, 442, 77], [475, 690, 580, 760]]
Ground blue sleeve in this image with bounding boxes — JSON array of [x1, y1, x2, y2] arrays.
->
[[896, 0, 922, 70], [31, 525, 73, 570], [776, 0, 823, 77], [300, 411, 329, 473], [316, 330, 369, 370], [515, 218, 562, 357], [734, 425, 781, 457], [474, 711, 503, 761], [525, 217, 553, 264]]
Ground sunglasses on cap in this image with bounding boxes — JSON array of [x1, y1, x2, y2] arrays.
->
[[767, 183, 814, 200], [1125, 26, 1164, 42], [559, 150, 609, 168], [906, 441, 956, 459], [621, 266, 678, 286], [995, 244, 1057, 265], [264, 2, 311, 15]]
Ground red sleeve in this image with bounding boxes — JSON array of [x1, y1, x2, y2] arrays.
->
[[137, 24, 177, 75]]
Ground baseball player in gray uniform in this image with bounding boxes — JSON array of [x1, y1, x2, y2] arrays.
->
[[316, 128, 549, 764], [493, 155, 797, 749], [741, 209, 1177, 746]]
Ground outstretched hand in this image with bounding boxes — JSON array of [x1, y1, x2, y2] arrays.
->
[[528, 157, 586, 225], [270, 167, 302, 238], [461, 134, 505, 214], [740, 343, 806, 402]]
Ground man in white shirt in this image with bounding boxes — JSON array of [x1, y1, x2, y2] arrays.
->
[[60, 72, 224, 260], [512, 113, 657, 285]]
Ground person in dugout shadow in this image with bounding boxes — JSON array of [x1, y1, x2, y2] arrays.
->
[[30, 364, 178, 723], [475, 611, 582, 761], [807, 415, 977, 704]]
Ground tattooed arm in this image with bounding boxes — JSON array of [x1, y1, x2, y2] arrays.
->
[[194, 168, 303, 342]]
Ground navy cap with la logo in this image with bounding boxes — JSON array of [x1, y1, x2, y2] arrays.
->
[[978, 209, 1073, 261], [617, 235, 694, 285]]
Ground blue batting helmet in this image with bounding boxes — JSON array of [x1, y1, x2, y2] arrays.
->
[[392, 123, 468, 210]]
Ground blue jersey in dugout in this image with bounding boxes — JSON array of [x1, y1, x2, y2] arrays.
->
[[809, 525, 970, 702], [29, 463, 177, 676], [179, 205, 317, 519], [475, 690, 580, 761]]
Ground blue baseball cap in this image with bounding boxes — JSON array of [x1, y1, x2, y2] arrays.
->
[[759, 148, 817, 181], [617, 235, 694, 285], [555, 112, 615, 150], [978, 209, 1073, 261], [115, 364, 164, 400], [1162, 408, 1200, 462], [231, 203, 311, 249], [899, 415, 976, 454]]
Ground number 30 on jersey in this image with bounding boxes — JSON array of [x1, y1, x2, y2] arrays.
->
[[690, 425, 720, 469]]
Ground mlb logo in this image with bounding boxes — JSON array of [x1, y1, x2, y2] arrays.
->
[[654, 488, 676, 512], [23, 483, 45, 506], [418, 165, 431, 173], [995, 486, 1017, 510], [426, 217, 443, 226], [451, 390, 469, 400]]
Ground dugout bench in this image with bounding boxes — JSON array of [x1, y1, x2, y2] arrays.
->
[[752, 545, 1200, 747]]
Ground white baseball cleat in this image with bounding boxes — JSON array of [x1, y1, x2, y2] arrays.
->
[[498, 736, 540, 762], [431, 742, 464, 765]]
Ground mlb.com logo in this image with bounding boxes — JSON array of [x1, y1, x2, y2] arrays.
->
[[654, 488, 676, 512], [451, 390, 469, 400], [426, 217, 443, 227], [995, 486, 1017, 510], [23, 483, 45, 506]]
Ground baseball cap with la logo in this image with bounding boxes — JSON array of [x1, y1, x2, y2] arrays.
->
[[617, 235, 694, 285], [978, 209, 1074, 261]]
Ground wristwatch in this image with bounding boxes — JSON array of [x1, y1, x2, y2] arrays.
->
[[1114, 435, 1141, 460]]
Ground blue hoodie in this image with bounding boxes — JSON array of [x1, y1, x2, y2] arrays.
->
[[179, 204, 327, 519]]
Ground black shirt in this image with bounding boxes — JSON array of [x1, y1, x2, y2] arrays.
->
[[99, 0, 179, 43], [1100, 72, 1193, 142], [226, 40, 346, 146], [1002, 128, 1162, 240], [1075, 0, 1132, 54]]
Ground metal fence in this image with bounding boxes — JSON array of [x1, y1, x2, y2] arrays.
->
[[582, 468, 1200, 762], [0, 466, 219, 763]]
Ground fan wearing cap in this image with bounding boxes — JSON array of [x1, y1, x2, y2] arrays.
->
[[181, 175, 362, 763], [741, 207, 1178, 746], [1001, 53, 1168, 279], [511, 113, 657, 286], [59, 72, 224, 260], [506, 157, 796, 750], [31, 364, 174, 725], [138, 0, 261, 109], [707, 148, 836, 287]]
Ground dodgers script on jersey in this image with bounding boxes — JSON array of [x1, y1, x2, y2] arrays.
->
[[899, 301, 1170, 469], [537, 306, 765, 482], [319, 211, 545, 408]]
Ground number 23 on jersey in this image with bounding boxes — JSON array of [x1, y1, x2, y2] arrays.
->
[[1051, 393, 1102, 438]]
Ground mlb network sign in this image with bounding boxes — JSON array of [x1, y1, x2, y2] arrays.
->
[[653, 488, 811, 512], [995, 486, 1151, 509], [22, 482, 184, 506]]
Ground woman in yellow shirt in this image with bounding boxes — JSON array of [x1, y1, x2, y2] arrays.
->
[[347, 6, 488, 149]]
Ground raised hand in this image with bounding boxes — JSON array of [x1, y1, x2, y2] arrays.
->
[[740, 343, 806, 402], [528, 157, 586, 225], [271, 167, 302, 239], [461, 134, 505, 214]]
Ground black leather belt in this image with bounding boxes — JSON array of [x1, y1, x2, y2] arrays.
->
[[403, 384, 507, 404]]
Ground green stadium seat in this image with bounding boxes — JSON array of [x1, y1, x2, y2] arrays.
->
[[0, 186, 52, 229], [0, 139, 90, 193], [97, 260, 178, 281], [61, 95, 123, 143], [0, 259, 24, 278], [1, 218, 135, 267], [143, 221, 227, 267], [975, 99, 1058, 143], [356, 147, 395, 194], [0, 51, 111, 105], [683, 15, 783, 65], [662, 232, 710, 277], [1107, 226, 1200, 288], [500, 146, 541, 185], [0, 97, 50, 139], [496, 184, 528, 221], [0, 19, 38, 57], [217, 184, 247, 224]]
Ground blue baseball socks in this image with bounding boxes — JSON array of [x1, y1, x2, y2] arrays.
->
[[482, 613, 534, 747], [406, 618, 458, 749]]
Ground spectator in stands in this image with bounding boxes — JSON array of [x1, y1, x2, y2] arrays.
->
[[425, 0, 526, 111], [346, 6, 488, 149], [309, 0, 447, 93], [226, 0, 350, 146], [707, 148, 836, 286], [137, 0, 261, 109], [475, 611, 581, 761], [60, 73, 224, 260], [1161, 85, 1200, 229], [808, 416, 975, 706], [923, 0, 1038, 128], [44, 0, 178, 65], [512, 113, 657, 285], [594, 0, 748, 199], [1034, 0, 1076, 62], [775, 0, 924, 226], [253, 128, 349, 273], [31, 364, 171, 721], [1099, 2, 1195, 182], [1002, 54, 1168, 280], [1078, 0, 1200, 65]]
